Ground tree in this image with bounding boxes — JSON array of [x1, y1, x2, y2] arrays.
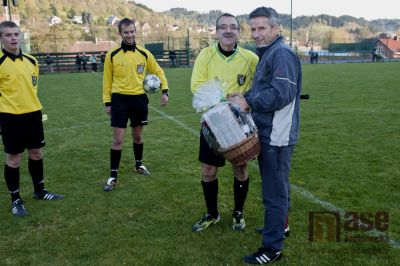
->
[[87, 12, 93, 24], [199, 34, 210, 49], [82, 12, 88, 24], [81, 12, 93, 25], [50, 3, 58, 16], [67, 7, 76, 19]]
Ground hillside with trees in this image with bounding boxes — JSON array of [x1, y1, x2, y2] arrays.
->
[[3, 0, 400, 52], [166, 8, 400, 48]]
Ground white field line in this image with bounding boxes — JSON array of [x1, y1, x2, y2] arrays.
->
[[44, 114, 197, 133], [91, 71, 103, 78], [92, 71, 399, 248], [149, 106, 199, 136], [45, 121, 108, 132]]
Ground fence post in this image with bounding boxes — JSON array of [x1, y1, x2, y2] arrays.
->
[[55, 52, 60, 73], [186, 29, 190, 66]]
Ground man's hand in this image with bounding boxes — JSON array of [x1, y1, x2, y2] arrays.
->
[[105, 106, 111, 116], [161, 94, 169, 106], [227, 93, 250, 111]]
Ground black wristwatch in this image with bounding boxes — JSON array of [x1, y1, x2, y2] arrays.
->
[[162, 90, 169, 97]]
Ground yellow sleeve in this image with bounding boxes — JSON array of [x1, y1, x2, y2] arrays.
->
[[190, 49, 208, 94], [147, 52, 169, 90], [248, 52, 259, 87], [102, 51, 113, 104]]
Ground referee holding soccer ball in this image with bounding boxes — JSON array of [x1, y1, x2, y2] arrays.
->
[[0, 21, 64, 217], [102, 18, 169, 192]]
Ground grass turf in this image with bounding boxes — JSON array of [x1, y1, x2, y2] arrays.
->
[[0, 62, 399, 265]]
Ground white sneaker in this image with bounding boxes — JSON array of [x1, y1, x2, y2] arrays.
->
[[104, 177, 118, 192], [135, 165, 150, 176]]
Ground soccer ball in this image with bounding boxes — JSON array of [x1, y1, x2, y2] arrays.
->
[[143, 74, 161, 93]]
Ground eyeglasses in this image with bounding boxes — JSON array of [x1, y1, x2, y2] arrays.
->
[[217, 24, 239, 31]]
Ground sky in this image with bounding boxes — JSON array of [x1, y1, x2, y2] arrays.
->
[[135, 0, 399, 20]]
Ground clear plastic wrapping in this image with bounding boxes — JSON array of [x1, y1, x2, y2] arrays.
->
[[192, 78, 227, 113], [201, 102, 258, 152]]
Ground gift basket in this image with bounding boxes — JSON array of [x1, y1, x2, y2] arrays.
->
[[193, 79, 260, 165]]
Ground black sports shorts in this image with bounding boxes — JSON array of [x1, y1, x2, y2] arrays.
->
[[0, 110, 45, 154], [111, 93, 149, 128], [199, 130, 225, 167]]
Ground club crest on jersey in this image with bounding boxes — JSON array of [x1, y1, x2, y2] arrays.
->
[[137, 64, 145, 74], [32, 75, 38, 86], [237, 74, 246, 86]]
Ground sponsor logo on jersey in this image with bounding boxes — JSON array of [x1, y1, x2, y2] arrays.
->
[[32, 75, 38, 86], [237, 74, 246, 86], [137, 64, 145, 74]]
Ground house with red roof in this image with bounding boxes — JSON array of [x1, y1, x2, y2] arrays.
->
[[376, 36, 400, 59], [66, 39, 118, 53]]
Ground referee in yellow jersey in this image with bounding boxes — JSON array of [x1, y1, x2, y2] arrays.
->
[[102, 18, 169, 192], [0, 21, 63, 217], [191, 13, 258, 232]]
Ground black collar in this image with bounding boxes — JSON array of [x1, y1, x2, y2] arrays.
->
[[121, 42, 136, 52], [218, 43, 237, 57], [2, 48, 23, 61]]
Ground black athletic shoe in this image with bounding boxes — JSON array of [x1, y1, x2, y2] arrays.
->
[[284, 215, 290, 237], [243, 248, 282, 264], [284, 225, 290, 237], [11, 199, 29, 217], [104, 177, 118, 192], [135, 165, 150, 176], [232, 211, 246, 231], [192, 213, 220, 232], [33, 189, 64, 200]]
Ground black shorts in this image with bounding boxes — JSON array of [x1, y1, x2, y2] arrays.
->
[[199, 130, 225, 167], [0, 111, 45, 154], [111, 93, 149, 128]]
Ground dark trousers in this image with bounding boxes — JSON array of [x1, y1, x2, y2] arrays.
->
[[258, 143, 294, 251]]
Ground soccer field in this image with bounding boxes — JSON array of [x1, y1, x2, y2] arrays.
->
[[0, 62, 399, 265]]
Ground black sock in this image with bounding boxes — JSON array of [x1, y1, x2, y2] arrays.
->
[[201, 179, 218, 218], [4, 164, 21, 203], [28, 159, 45, 194], [133, 143, 143, 167], [110, 149, 121, 178], [234, 177, 249, 213]]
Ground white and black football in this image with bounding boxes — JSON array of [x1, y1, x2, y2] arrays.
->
[[143, 74, 161, 93]]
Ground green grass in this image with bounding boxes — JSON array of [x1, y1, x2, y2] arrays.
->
[[0, 62, 399, 265]]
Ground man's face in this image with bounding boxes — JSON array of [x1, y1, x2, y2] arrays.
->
[[120, 23, 136, 45], [249, 16, 279, 47], [0, 27, 20, 54], [216, 16, 239, 49]]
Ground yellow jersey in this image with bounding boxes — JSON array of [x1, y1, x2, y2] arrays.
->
[[191, 44, 258, 95], [0, 50, 41, 114], [103, 44, 168, 104]]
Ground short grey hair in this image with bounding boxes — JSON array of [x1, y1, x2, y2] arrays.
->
[[249, 7, 279, 26]]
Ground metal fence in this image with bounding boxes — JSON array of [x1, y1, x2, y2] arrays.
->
[[29, 35, 399, 73], [33, 49, 190, 73]]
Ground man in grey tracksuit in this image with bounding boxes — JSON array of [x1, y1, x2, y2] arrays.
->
[[230, 7, 302, 264]]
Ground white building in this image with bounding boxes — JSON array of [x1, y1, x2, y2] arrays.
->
[[106, 16, 119, 26], [72, 16, 83, 24], [49, 16, 62, 26]]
